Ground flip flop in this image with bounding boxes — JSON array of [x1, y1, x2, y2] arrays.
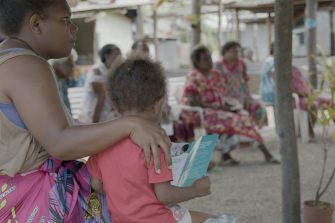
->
[[221, 158, 240, 166], [266, 157, 281, 164]]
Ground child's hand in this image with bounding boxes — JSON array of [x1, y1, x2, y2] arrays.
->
[[192, 176, 211, 197]]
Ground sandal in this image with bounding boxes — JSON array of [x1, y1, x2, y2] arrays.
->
[[221, 153, 240, 166], [266, 157, 281, 164], [207, 161, 217, 171]]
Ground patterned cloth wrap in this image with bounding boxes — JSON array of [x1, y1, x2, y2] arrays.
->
[[0, 158, 112, 223]]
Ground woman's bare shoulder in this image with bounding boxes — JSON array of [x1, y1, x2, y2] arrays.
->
[[0, 54, 55, 101]]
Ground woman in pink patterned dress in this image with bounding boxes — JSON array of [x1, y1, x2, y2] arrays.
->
[[215, 41, 266, 128], [182, 45, 279, 164]]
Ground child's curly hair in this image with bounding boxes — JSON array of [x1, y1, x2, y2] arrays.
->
[[107, 54, 166, 114]]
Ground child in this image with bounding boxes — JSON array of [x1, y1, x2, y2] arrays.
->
[[87, 55, 239, 223]]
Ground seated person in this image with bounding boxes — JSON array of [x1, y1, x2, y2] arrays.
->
[[260, 43, 328, 138], [181, 45, 279, 165], [215, 41, 266, 128], [49, 49, 78, 114], [87, 55, 239, 223]]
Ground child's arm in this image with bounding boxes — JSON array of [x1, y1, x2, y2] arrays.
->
[[154, 176, 211, 205], [91, 177, 104, 193]]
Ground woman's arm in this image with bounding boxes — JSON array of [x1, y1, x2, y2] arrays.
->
[[154, 176, 211, 205], [1, 55, 171, 170], [91, 82, 105, 123]]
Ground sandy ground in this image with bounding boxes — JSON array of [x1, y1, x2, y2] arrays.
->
[[181, 125, 335, 223]]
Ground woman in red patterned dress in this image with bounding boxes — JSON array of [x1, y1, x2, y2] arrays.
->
[[182, 45, 279, 164]]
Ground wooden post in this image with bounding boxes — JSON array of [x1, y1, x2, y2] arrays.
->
[[275, 0, 301, 222], [266, 12, 272, 54], [306, 0, 318, 88], [153, 10, 159, 61], [330, 10, 335, 55], [235, 9, 240, 42], [191, 0, 201, 47], [217, 0, 223, 47]]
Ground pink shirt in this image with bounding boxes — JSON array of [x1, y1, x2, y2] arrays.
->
[[87, 138, 176, 223]]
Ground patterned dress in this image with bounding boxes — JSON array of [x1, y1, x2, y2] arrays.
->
[[181, 68, 264, 152], [0, 158, 112, 223], [291, 67, 332, 113], [215, 59, 266, 126]]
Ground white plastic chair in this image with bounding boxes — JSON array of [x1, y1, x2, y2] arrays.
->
[[167, 76, 206, 139], [292, 93, 309, 143]]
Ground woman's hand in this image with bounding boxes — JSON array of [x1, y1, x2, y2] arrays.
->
[[127, 116, 172, 173]]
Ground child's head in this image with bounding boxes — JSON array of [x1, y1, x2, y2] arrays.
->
[[107, 55, 166, 122]]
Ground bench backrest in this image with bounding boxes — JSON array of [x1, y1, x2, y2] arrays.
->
[[167, 76, 187, 117], [68, 87, 85, 120]]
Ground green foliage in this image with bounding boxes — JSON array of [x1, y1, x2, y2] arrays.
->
[[308, 46, 335, 207]]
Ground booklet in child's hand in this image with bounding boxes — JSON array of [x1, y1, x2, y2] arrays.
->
[[171, 134, 219, 187]]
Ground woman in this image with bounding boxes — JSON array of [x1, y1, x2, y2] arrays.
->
[[259, 44, 275, 106], [0, 0, 171, 222], [80, 44, 121, 123], [215, 41, 266, 127], [260, 43, 321, 138], [182, 45, 279, 165]]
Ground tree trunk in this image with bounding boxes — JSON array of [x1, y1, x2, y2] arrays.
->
[[217, 0, 223, 47], [153, 10, 159, 61], [191, 0, 201, 47], [135, 6, 144, 40], [306, 0, 318, 88], [275, 0, 301, 223], [266, 12, 272, 54], [235, 9, 240, 42], [330, 10, 335, 55]]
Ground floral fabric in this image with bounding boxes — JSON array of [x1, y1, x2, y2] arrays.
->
[[215, 59, 266, 125], [181, 68, 263, 143], [0, 158, 112, 223]]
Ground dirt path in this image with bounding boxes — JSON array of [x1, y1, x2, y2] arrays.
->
[[182, 126, 335, 223]]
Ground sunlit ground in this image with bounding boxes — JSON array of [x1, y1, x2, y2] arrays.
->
[[182, 124, 335, 223]]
